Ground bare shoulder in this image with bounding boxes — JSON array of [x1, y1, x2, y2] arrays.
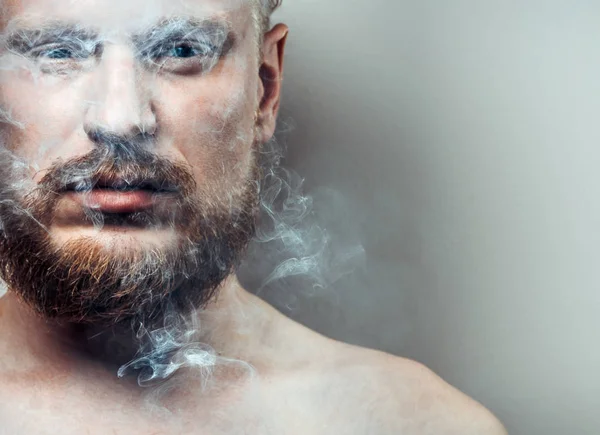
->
[[325, 341, 508, 435], [264, 312, 506, 434]]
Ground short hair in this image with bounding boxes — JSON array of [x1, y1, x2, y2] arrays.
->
[[258, 0, 283, 32]]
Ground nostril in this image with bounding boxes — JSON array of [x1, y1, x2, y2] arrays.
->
[[139, 122, 157, 136], [86, 129, 102, 144]]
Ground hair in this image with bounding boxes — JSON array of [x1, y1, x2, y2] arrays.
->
[[257, 0, 283, 32]]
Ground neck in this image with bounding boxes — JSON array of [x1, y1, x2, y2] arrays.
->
[[0, 276, 278, 383]]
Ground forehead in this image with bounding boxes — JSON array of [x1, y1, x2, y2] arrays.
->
[[1, 0, 255, 33]]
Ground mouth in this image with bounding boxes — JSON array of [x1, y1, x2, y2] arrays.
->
[[63, 176, 178, 214]]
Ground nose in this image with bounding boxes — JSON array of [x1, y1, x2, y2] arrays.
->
[[83, 44, 157, 143]]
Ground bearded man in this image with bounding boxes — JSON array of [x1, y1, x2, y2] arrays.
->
[[0, 0, 507, 433]]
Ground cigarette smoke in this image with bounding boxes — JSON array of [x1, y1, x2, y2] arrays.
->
[[116, 132, 366, 395], [0, 130, 364, 401], [0, 1, 365, 407]]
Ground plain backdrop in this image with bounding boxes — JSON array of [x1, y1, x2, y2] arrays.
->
[[268, 1, 600, 434]]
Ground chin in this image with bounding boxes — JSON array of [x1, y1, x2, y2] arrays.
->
[[49, 225, 180, 251]]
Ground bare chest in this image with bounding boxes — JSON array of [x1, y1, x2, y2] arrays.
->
[[0, 403, 379, 435], [0, 378, 390, 435]]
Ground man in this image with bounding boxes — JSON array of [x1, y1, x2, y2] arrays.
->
[[0, 0, 507, 433]]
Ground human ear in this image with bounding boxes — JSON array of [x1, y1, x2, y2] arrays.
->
[[256, 23, 289, 142]]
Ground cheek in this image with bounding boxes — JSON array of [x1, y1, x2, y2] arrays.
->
[[0, 66, 88, 168], [154, 67, 259, 189]]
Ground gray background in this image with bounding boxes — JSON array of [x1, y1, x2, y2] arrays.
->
[[272, 1, 600, 434]]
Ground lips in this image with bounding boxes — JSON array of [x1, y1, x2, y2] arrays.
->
[[63, 176, 177, 214]]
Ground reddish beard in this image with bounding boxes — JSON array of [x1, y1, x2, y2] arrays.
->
[[0, 147, 259, 327]]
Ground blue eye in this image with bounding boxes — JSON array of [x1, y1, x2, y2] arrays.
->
[[43, 48, 74, 59], [170, 44, 197, 58], [140, 37, 222, 74], [158, 42, 216, 59], [31, 44, 94, 61]]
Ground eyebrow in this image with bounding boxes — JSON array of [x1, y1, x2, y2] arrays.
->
[[134, 17, 230, 40], [3, 17, 234, 55], [5, 22, 99, 53], [132, 17, 233, 53]]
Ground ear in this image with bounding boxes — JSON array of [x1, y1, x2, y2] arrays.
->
[[256, 23, 289, 143]]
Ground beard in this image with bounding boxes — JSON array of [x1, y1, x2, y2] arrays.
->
[[0, 144, 259, 328]]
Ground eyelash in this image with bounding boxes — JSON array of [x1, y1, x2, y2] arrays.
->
[[29, 39, 218, 60], [29, 43, 96, 60], [148, 40, 218, 59], [26, 38, 220, 76]]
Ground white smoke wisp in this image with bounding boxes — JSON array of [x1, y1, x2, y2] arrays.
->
[[0, 132, 366, 390], [0, 139, 367, 412], [115, 304, 257, 413], [117, 311, 219, 387], [0, 147, 39, 299], [0, 146, 49, 230], [112, 134, 367, 398], [0, 1, 366, 404], [239, 134, 367, 310]]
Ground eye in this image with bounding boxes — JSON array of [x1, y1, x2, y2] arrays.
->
[[30, 43, 95, 61], [169, 44, 199, 58], [41, 47, 75, 59], [26, 42, 98, 75], [143, 39, 220, 75], [159, 41, 217, 59]]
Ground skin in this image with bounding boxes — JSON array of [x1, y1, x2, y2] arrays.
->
[[0, 0, 508, 433]]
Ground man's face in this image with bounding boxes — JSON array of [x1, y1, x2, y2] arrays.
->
[[0, 0, 283, 325]]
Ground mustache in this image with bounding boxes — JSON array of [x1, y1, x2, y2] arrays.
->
[[35, 145, 197, 198]]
